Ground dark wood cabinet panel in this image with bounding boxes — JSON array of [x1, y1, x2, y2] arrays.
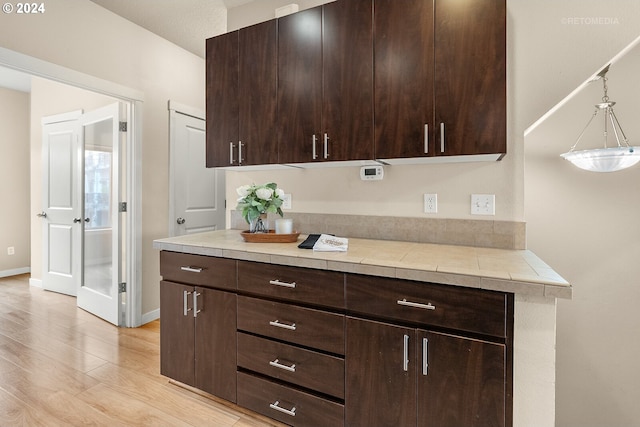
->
[[206, 31, 239, 167], [160, 251, 236, 290], [418, 331, 506, 427], [321, 0, 374, 161], [237, 261, 345, 309], [374, 0, 434, 159], [160, 280, 195, 387], [194, 287, 237, 403], [237, 295, 345, 355], [434, 0, 506, 156], [238, 371, 345, 427], [277, 6, 323, 163], [347, 274, 508, 338], [238, 20, 278, 165], [237, 333, 345, 399], [345, 317, 417, 427]]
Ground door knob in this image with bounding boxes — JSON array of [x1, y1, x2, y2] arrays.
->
[[84, 218, 90, 223], [36, 212, 47, 218], [177, 217, 186, 225], [73, 218, 82, 223]]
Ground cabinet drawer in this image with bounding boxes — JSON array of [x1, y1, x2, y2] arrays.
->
[[237, 261, 345, 309], [237, 296, 344, 355], [160, 251, 236, 290], [237, 371, 344, 427], [238, 333, 344, 399], [346, 274, 507, 338]]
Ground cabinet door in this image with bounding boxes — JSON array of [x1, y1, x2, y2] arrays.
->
[[374, 0, 434, 159], [434, 0, 506, 156], [345, 318, 417, 427], [277, 6, 323, 164], [194, 287, 237, 403], [322, 0, 374, 161], [418, 331, 506, 427], [206, 31, 239, 167], [238, 20, 278, 165], [160, 281, 195, 387]]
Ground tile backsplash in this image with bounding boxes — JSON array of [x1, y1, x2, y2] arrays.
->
[[230, 211, 525, 250]]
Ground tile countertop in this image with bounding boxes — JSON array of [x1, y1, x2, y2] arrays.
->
[[153, 229, 572, 299]]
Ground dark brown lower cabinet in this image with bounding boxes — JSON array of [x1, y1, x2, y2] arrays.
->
[[160, 280, 237, 403], [346, 317, 506, 427]]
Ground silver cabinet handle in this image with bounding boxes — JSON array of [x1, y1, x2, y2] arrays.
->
[[176, 217, 186, 225], [193, 291, 202, 317], [37, 211, 47, 218], [422, 337, 429, 376], [269, 401, 296, 417], [269, 358, 296, 372], [239, 141, 244, 164], [397, 299, 436, 310], [180, 266, 203, 273], [323, 133, 329, 159], [269, 279, 296, 288], [440, 122, 445, 153], [229, 142, 235, 164], [193, 291, 201, 318], [403, 334, 409, 372], [183, 290, 192, 316], [312, 134, 318, 160], [269, 320, 297, 331], [424, 124, 429, 153]]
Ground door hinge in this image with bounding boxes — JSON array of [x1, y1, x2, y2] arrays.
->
[[119, 202, 127, 212], [119, 282, 126, 293], [119, 121, 127, 132]]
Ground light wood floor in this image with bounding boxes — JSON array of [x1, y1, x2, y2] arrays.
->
[[0, 274, 286, 427]]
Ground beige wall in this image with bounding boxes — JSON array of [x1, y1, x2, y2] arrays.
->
[[522, 7, 640, 427], [29, 77, 117, 277], [0, 0, 209, 318], [0, 87, 30, 274]]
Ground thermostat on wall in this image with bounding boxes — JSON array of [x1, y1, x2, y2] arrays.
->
[[360, 165, 384, 181]]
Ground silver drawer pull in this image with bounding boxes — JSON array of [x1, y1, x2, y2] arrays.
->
[[422, 337, 429, 376], [269, 279, 296, 288], [269, 400, 296, 417], [397, 299, 436, 310], [269, 358, 296, 372], [180, 266, 203, 273], [183, 290, 192, 316], [269, 320, 297, 331]]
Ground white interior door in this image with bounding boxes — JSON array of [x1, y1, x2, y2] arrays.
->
[[41, 111, 82, 296], [169, 105, 225, 236], [76, 102, 124, 325]]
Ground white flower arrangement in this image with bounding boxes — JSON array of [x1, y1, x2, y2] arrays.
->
[[235, 182, 285, 229]]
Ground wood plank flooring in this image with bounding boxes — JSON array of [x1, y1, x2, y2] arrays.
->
[[0, 274, 286, 427]]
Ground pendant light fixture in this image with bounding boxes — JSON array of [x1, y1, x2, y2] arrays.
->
[[560, 65, 640, 172]]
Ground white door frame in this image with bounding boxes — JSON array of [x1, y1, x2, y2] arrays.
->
[[0, 46, 144, 327]]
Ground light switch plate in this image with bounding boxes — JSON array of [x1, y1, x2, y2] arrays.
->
[[471, 194, 495, 215]]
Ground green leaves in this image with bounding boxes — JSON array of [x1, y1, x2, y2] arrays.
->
[[235, 182, 285, 225]]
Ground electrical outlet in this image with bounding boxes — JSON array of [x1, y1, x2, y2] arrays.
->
[[7, 246, 15, 255], [282, 193, 292, 210], [471, 194, 495, 215], [424, 193, 437, 214]]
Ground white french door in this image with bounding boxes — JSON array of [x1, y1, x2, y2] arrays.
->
[[41, 103, 126, 325]]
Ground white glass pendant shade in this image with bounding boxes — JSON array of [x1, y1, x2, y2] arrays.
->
[[561, 146, 640, 172], [560, 66, 639, 172]]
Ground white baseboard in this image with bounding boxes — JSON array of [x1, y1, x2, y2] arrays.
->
[[141, 308, 160, 325], [0, 267, 31, 278], [29, 277, 43, 288]]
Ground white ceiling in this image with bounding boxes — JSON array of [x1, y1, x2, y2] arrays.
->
[[89, 0, 254, 58]]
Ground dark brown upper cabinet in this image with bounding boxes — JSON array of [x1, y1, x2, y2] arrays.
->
[[434, 0, 506, 157], [206, 20, 277, 167], [277, 0, 374, 164], [374, 0, 506, 160]]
